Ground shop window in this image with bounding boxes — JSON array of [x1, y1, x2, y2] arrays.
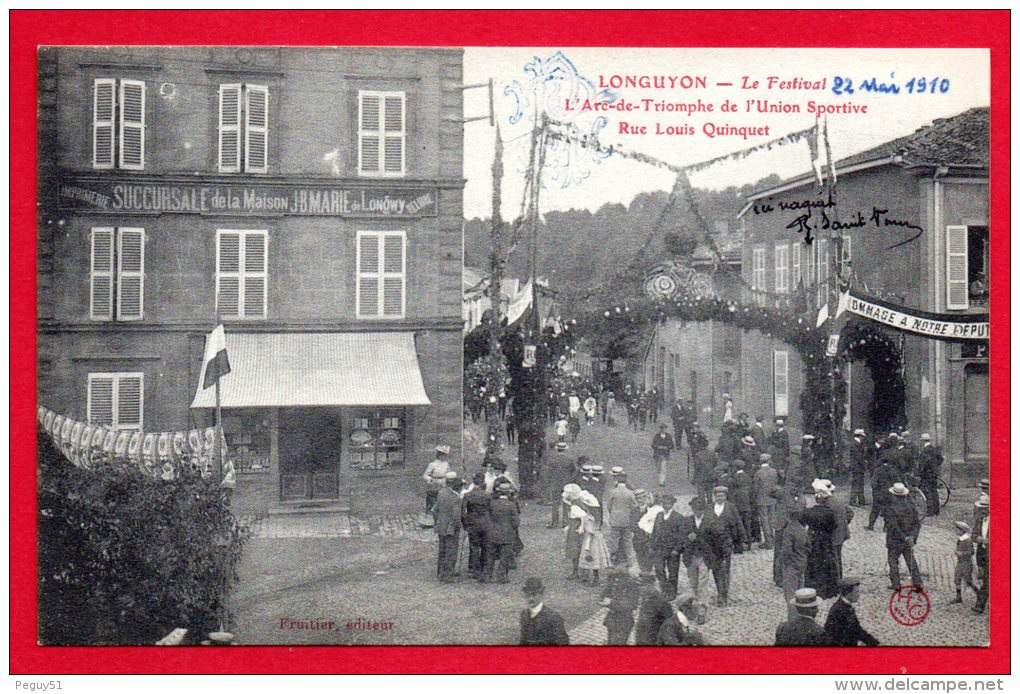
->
[[347, 409, 405, 470], [222, 412, 270, 474], [93, 78, 145, 170], [87, 372, 143, 431], [358, 91, 405, 177], [218, 84, 268, 173], [91, 227, 145, 321]]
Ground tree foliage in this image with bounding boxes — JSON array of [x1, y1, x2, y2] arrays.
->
[[37, 431, 247, 645]]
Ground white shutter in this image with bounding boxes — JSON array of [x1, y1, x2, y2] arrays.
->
[[816, 239, 829, 305], [217, 231, 241, 317], [117, 227, 145, 320], [87, 374, 115, 426], [245, 85, 268, 173], [92, 79, 115, 169], [792, 243, 801, 287], [118, 79, 145, 170], [116, 374, 144, 430], [357, 232, 380, 317], [382, 233, 405, 317], [358, 92, 381, 175], [243, 231, 267, 317], [946, 225, 969, 309], [218, 84, 242, 173], [775, 244, 789, 293], [90, 227, 114, 320], [383, 93, 405, 175], [773, 350, 789, 418]]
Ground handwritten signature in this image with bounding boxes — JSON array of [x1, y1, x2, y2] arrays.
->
[[783, 206, 923, 248]]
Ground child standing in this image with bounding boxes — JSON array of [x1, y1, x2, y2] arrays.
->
[[577, 492, 611, 586], [568, 413, 582, 443], [555, 414, 569, 444], [951, 520, 978, 604]]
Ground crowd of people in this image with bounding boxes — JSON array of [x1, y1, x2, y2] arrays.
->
[[442, 385, 990, 645]]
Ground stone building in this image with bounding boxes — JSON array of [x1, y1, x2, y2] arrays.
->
[[736, 108, 989, 481], [37, 46, 465, 513]]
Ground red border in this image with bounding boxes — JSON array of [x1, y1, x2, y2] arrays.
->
[[10, 10, 1009, 675]]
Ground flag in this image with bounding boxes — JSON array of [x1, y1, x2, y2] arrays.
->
[[202, 324, 231, 389], [505, 279, 534, 326], [822, 118, 837, 184], [816, 302, 829, 328], [809, 119, 824, 186], [835, 289, 849, 319]]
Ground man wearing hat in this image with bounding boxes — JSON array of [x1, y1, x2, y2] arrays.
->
[[488, 481, 520, 584], [651, 423, 675, 487], [849, 429, 870, 507], [704, 485, 747, 606], [634, 572, 674, 645], [423, 444, 452, 514], [650, 494, 684, 599], [778, 500, 809, 618], [600, 567, 640, 645], [546, 442, 575, 529], [950, 520, 977, 604], [657, 594, 709, 645], [972, 494, 989, 614], [866, 459, 899, 531], [753, 454, 780, 550], [739, 435, 758, 470], [824, 577, 879, 646], [917, 433, 942, 516], [775, 588, 832, 646], [750, 415, 766, 449], [767, 418, 790, 470], [519, 578, 569, 645], [680, 497, 714, 601], [606, 471, 639, 569], [885, 482, 923, 590], [462, 471, 493, 582], [434, 471, 463, 583]]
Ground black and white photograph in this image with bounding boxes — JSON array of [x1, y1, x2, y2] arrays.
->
[[35, 43, 991, 650]]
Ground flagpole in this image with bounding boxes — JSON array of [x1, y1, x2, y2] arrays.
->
[[214, 367, 223, 481]]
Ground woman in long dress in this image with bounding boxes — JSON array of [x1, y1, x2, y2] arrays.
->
[[800, 484, 840, 599], [577, 492, 611, 586]]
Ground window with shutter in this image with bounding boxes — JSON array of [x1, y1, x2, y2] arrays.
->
[[92, 79, 116, 169], [773, 350, 789, 418], [218, 84, 242, 173], [791, 242, 802, 288], [775, 243, 789, 294], [357, 231, 405, 318], [245, 85, 268, 173], [117, 228, 145, 320], [87, 373, 143, 431], [119, 79, 145, 170], [359, 91, 405, 177], [816, 239, 829, 305], [217, 230, 267, 318], [90, 227, 115, 320], [946, 225, 969, 310]]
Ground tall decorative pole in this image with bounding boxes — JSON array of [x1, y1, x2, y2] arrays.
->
[[484, 124, 506, 464]]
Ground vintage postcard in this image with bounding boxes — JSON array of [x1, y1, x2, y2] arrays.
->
[[13, 10, 1007, 677]]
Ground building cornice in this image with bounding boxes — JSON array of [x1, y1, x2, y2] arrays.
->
[[38, 318, 464, 334]]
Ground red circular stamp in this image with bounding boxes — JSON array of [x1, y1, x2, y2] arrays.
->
[[889, 586, 931, 626]]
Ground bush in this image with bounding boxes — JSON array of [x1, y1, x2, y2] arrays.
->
[[37, 430, 246, 645]]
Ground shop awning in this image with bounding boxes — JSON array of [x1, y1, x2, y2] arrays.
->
[[191, 332, 432, 408]]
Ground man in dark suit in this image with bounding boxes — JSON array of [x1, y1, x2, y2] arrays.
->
[[434, 471, 463, 583], [849, 430, 870, 506], [775, 587, 831, 646], [651, 423, 675, 487], [972, 494, 989, 614], [650, 494, 684, 599], [461, 471, 493, 582], [600, 568, 640, 645], [519, 577, 569, 645], [824, 577, 879, 646], [917, 434, 942, 516], [767, 418, 790, 471], [704, 485, 747, 606], [546, 443, 575, 528], [681, 496, 715, 602], [885, 483, 923, 590], [634, 572, 674, 645], [488, 482, 520, 584], [866, 460, 899, 531]]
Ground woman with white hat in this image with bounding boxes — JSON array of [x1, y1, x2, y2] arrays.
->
[[799, 479, 840, 599], [577, 492, 611, 586]]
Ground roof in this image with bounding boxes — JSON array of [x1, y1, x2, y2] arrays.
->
[[740, 107, 989, 211], [191, 332, 431, 408]]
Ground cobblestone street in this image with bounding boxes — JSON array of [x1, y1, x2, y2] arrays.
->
[[230, 417, 989, 647]]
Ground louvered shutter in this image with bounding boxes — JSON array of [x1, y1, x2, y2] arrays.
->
[[383, 94, 405, 175], [245, 85, 269, 173], [217, 232, 241, 317], [816, 239, 829, 305], [243, 232, 267, 317], [93, 79, 115, 169], [90, 227, 114, 320], [117, 374, 144, 430], [359, 93, 381, 175], [775, 244, 788, 293], [946, 225, 969, 309], [218, 84, 242, 173], [117, 228, 145, 320], [773, 350, 789, 417], [88, 374, 115, 427], [791, 242, 801, 287], [382, 233, 405, 317], [357, 233, 380, 317], [119, 79, 145, 170]]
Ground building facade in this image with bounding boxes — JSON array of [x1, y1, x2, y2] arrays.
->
[[37, 46, 465, 513], [736, 108, 989, 481]]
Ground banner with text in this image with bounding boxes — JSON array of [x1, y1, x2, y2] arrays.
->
[[845, 290, 988, 341], [57, 179, 439, 218]]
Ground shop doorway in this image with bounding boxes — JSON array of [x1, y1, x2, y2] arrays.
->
[[279, 407, 342, 501], [964, 364, 989, 460]]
